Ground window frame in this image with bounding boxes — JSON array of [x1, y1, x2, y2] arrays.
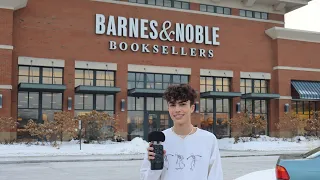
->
[[200, 76, 231, 93], [239, 9, 268, 20], [75, 69, 116, 87], [199, 4, 231, 15], [18, 65, 64, 85], [128, 72, 189, 90]]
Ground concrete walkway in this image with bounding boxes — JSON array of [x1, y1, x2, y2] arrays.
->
[[0, 149, 307, 164]]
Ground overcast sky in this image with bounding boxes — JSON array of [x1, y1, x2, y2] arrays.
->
[[285, 0, 320, 32]]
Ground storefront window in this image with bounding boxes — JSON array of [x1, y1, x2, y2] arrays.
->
[[19, 65, 63, 84], [127, 111, 144, 140], [18, 92, 63, 128], [291, 101, 318, 119], [200, 76, 230, 93], [200, 98, 230, 138], [75, 69, 115, 87], [128, 72, 189, 90], [74, 94, 114, 116]]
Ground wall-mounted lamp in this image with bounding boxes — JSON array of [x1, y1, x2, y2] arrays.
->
[[195, 101, 199, 113], [67, 97, 72, 110], [0, 94, 2, 109], [120, 99, 126, 112], [236, 102, 240, 113], [284, 103, 289, 113]]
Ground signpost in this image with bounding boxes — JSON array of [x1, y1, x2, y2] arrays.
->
[[79, 120, 82, 150]]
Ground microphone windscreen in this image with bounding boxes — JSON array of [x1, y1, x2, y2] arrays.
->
[[148, 131, 165, 142]]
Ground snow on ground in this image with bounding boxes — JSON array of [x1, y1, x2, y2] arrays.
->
[[235, 169, 276, 180], [218, 136, 320, 151], [0, 138, 149, 157], [0, 136, 319, 157]]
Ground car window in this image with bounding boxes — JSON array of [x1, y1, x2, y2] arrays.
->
[[303, 147, 320, 158], [306, 151, 320, 159]]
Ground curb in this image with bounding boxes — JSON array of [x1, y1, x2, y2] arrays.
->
[[0, 153, 301, 164]]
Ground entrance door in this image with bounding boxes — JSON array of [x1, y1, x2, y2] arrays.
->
[[145, 111, 171, 139]]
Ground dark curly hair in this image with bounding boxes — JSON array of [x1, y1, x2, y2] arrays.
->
[[163, 84, 197, 106]]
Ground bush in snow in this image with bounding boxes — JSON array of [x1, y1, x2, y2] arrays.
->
[[229, 112, 267, 143], [75, 110, 123, 143], [304, 111, 320, 137], [275, 112, 305, 139]]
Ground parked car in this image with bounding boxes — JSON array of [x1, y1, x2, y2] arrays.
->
[[276, 146, 320, 180]]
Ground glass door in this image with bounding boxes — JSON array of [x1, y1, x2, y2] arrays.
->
[[145, 111, 171, 138]]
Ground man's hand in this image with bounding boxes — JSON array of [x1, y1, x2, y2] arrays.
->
[[147, 143, 166, 160]]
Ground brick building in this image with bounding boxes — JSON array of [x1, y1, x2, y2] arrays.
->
[[0, 0, 319, 141]]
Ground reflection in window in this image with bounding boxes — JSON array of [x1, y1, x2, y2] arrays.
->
[[200, 98, 230, 138], [199, 4, 231, 15], [75, 69, 115, 87], [292, 101, 317, 119], [17, 91, 62, 127], [200, 76, 230, 93], [128, 72, 189, 90], [127, 111, 144, 140], [18, 65, 63, 84]]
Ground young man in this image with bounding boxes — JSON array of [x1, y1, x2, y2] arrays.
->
[[140, 84, 223, 180]]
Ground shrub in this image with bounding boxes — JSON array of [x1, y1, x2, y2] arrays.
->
[[275, 112, 305, 138], [229, 112, 267, 143]]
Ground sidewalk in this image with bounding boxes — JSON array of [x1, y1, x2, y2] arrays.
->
[[0, 149, 307, 164]]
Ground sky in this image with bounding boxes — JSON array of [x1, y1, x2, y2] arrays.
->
[[285, 0, 320, 32]]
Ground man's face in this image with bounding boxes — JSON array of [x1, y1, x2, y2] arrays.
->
[[167, 100, 195, 125]]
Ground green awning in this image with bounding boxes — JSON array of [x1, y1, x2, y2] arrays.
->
[[18, 83, 66, 92], [241, 93, 280, 100], [291, 81, 320, 100], [75, 85, 121, 94], [128, 88, 165, 97], [200, 91, 242, 98]]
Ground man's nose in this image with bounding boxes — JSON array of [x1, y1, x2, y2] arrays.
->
[[174, 105, 181, 112]]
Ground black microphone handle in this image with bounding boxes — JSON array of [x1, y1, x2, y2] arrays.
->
[[150, 141, 164, 170]]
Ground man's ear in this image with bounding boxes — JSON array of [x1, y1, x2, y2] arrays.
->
[[190, 104, 195, 113]]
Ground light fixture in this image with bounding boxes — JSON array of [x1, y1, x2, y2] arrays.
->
[[120, 99, 125, 112], [0, 94, 2, 109], [68, 97, 72, 110], [195, 101, 199, 113], [236, 102, 240, 113], [284, 103, 289, 113]]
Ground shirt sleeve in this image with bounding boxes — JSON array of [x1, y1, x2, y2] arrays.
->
[[207, 135, 223, 180], [140, 152, 163, 180]]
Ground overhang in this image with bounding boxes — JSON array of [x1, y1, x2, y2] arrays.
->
[[0, 0, 28, 10], [200, 91, 242, 98], [241, 93, 280, 100], [291, 81, 320, 100], [18, 83, 66, 92], [265, 27, 320, 43], [75, 85, 121, 94], [128, 88, 165, 97]]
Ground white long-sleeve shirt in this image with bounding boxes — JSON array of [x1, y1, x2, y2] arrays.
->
[[140, 127, 223, 180]]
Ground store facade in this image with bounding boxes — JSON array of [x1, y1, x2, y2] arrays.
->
[[0, 0, 319, 141]]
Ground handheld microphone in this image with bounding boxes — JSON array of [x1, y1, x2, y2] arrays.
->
[[148, 131, 165, 170]]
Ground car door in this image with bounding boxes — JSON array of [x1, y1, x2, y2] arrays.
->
[[286, 152, 320, 180]]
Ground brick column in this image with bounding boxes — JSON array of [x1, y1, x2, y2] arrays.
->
[[63, 59, 75, 114], [230, 71, 241, 136], [115, 63, 128, 139], [190, 67, 200, 126], [0, 9, 14, 142]]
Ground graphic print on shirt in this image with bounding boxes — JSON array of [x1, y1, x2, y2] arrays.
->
[[187, 154, 202, 171], [164, 154, 174, 170], [175, 154, 185, 170], [165, 153, 203, 171]]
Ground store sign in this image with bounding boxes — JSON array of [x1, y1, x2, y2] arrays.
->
[[95, 14, 220, 58]]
